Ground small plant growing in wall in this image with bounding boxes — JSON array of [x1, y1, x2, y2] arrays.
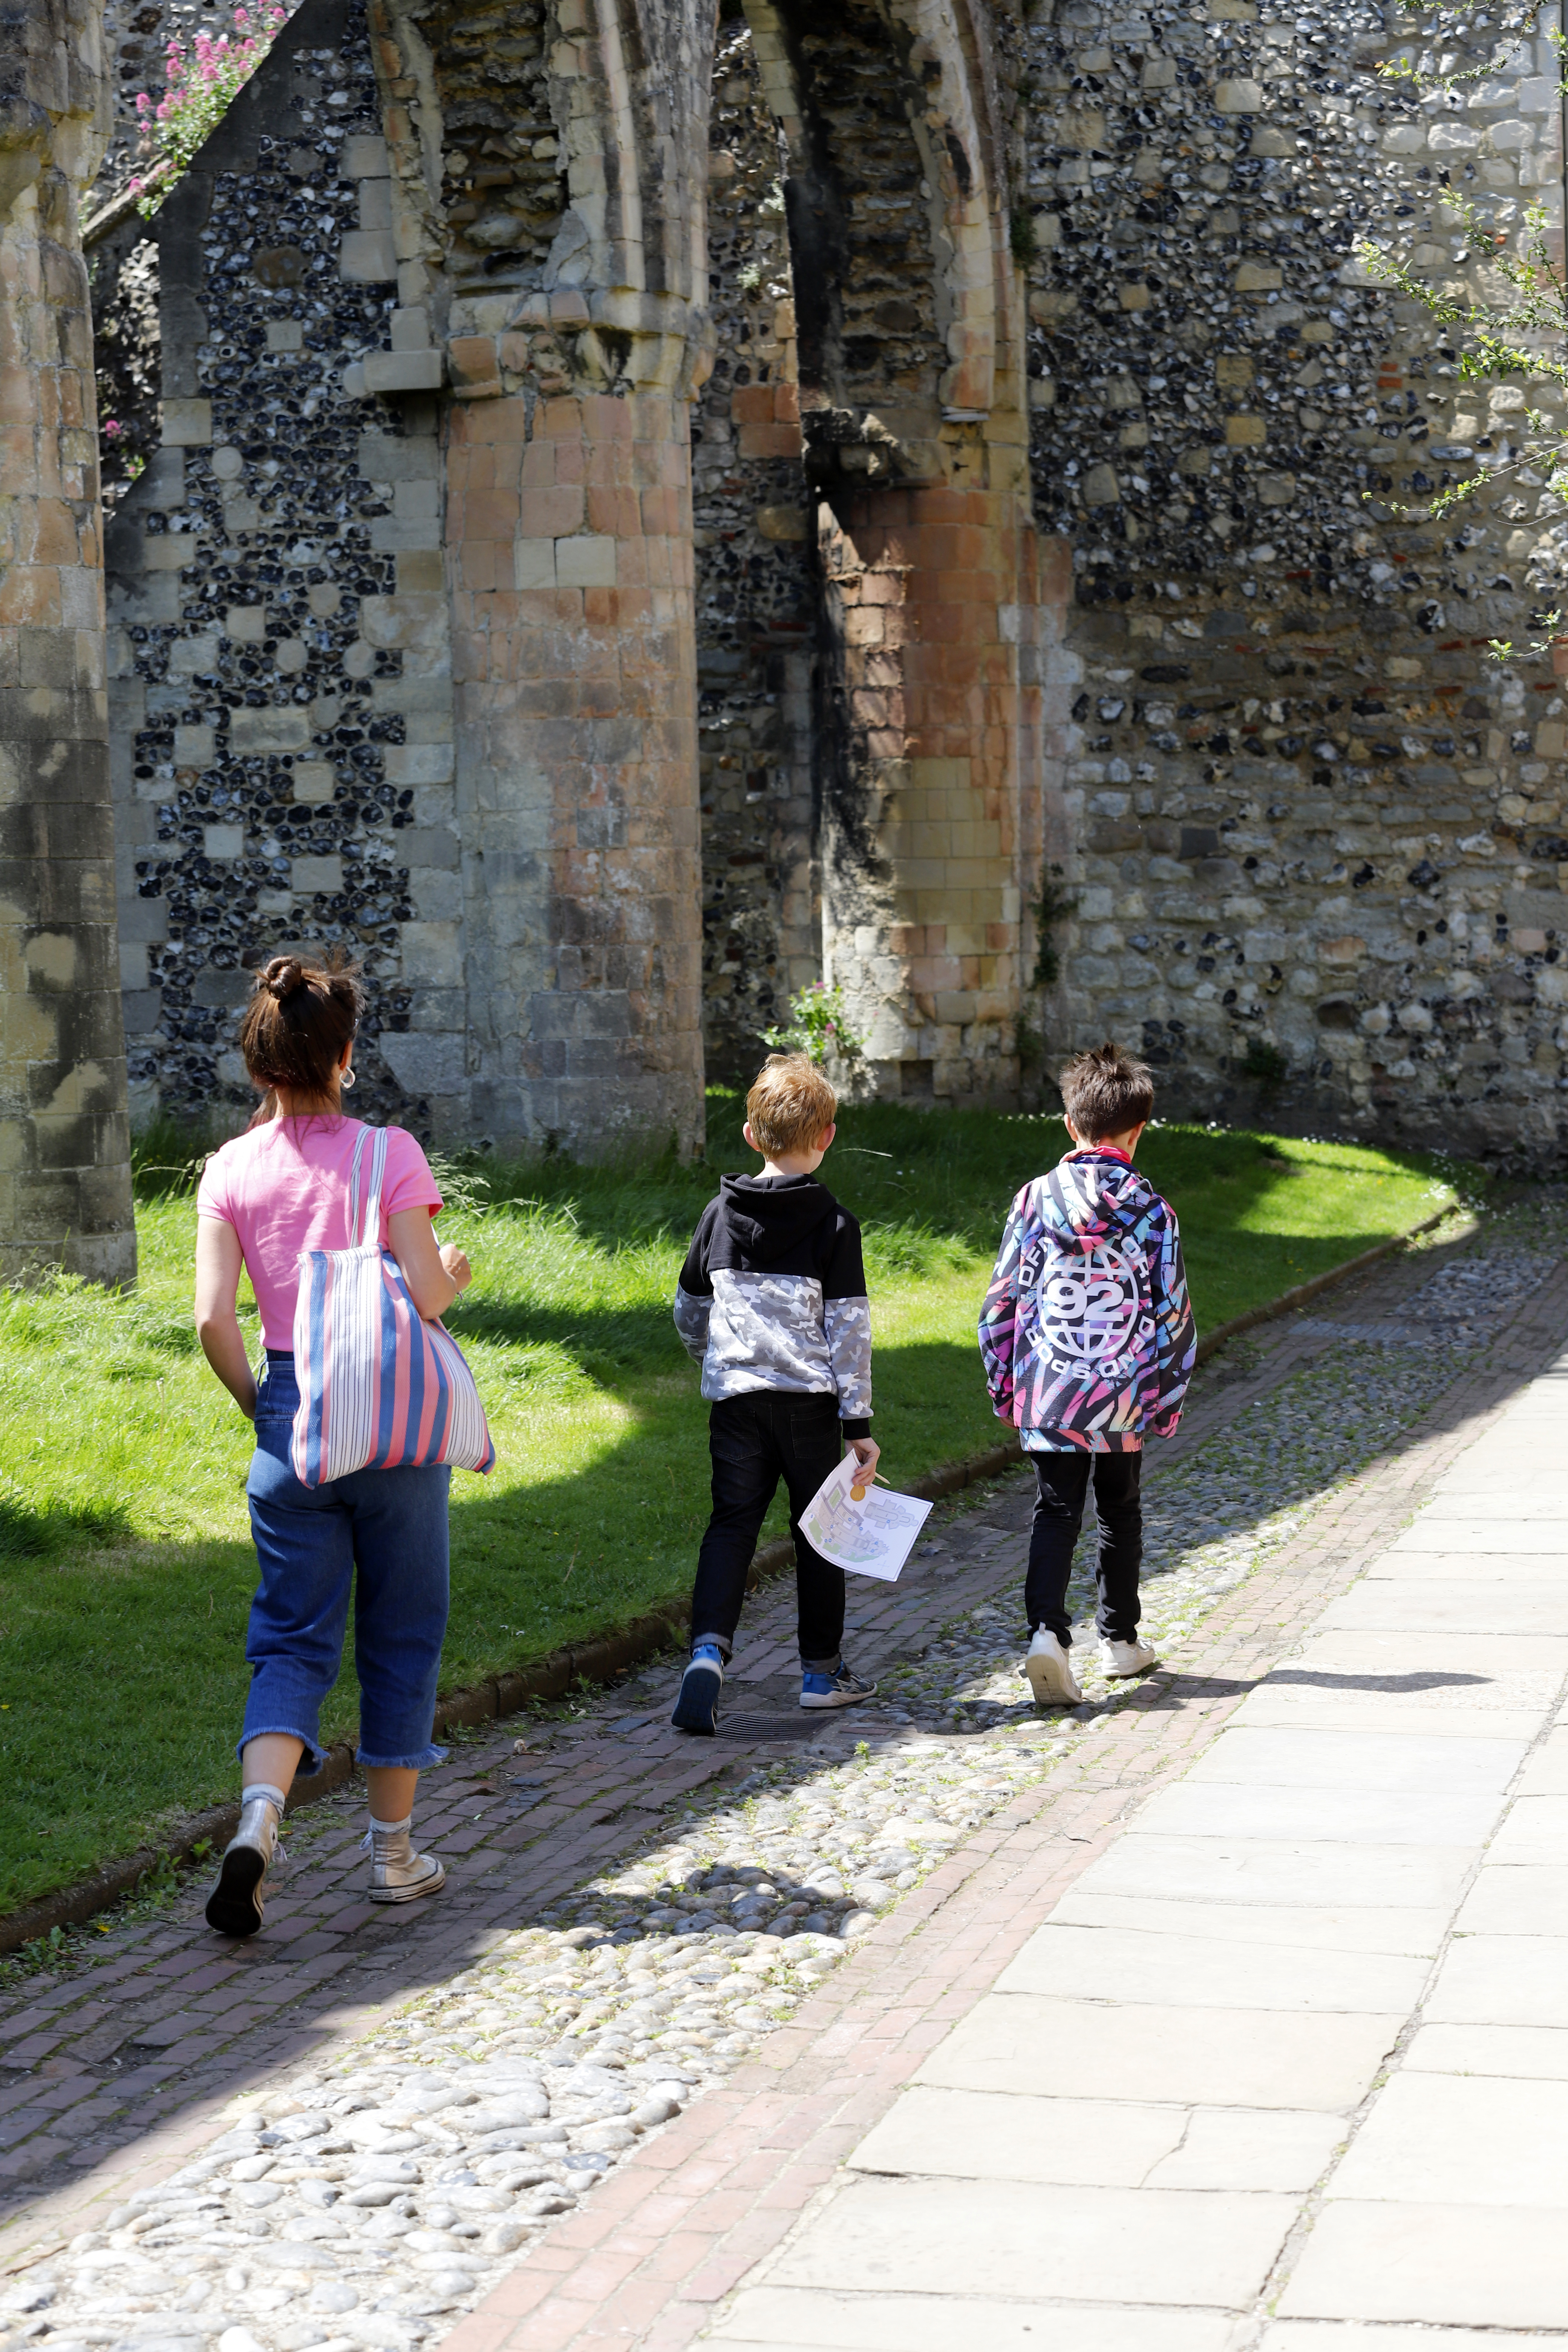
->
[[761, 982, 868, 1072], [1239, 1036, 1289, 1094], [1030, 862, 1075, 989], [130, 2, 291, 217], [1361, 0, 1568, 657]]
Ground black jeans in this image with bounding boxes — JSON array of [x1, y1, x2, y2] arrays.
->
[[690, 1392, 845, 1668], [1026, 1450, 1142, 1647]]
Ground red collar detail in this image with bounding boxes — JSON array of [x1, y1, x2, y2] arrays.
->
[[1064, 1144, 1133, 1165]]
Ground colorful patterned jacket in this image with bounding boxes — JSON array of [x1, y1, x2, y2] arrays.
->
[[978, 1148, 1196, 1453]]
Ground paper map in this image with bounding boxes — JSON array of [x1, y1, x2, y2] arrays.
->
[[800, 1456, 934, 1583]]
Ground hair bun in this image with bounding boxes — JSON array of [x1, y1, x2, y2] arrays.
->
[[263, 956, 306, 1001]]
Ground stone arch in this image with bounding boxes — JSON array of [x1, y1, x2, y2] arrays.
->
[[738, 0, 1068, 1106]]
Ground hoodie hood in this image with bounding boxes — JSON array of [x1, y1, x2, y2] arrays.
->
[[1041, 1150, 1157, 1251], [718, 1172, 839, 1265]]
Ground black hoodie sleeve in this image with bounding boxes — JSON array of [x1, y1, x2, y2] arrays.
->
[[673, 1199, 719, 1364]]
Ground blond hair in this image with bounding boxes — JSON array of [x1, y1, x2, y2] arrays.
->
[[746, 1052, 837, 1158]]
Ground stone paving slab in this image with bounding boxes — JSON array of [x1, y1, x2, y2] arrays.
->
[[1183, 1726, 1528, 1791], [1319, 1578, 1568, 1628], [1404, 2021, 1568, 2078], [1456, 1865, 1568, 1934], [1050, 1892, 1452, 1957], [764, 2174, 1300, 2308], [1276, 2201, 1568, 2328], [914, 1995, 1404, 2110], [994, 1923, 1430, 2014], [1064, 1832, 1483, 1910], [716, 2286, 1234, 2352], [1128, 1776, 1501, 1845]]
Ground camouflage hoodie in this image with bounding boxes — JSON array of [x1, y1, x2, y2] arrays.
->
[[978, 1147, 1196, 1454], [673, 1173, 873, 1434]]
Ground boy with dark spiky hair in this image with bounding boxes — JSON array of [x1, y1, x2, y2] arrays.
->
[[979, 1042, 1196, 1706]]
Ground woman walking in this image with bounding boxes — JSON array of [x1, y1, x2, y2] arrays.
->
[[193, 954, 473, 1938]]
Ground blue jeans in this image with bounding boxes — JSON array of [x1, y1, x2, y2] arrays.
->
[[243, 1351, 452, 1773]]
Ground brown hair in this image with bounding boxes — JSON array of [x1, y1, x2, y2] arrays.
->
[[746, 1052, 838, 1159], [239, 951, 361, 1123], [1059, 1041, 1154, 1141]]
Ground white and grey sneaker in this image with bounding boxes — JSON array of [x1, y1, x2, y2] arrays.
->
[[205, 1796, 280, 1939], [1022, 1629, 1083, 1707], [1101, 1637, 1159, 1678], [365, 1819, 446, 1906], [800, 1659, 876, 1709]]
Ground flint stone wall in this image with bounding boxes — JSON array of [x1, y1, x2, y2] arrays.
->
[[86, 0, 1568, 1165], [693, 14, 816, 1084], [1027, 0, 1568, 1161], [103, 0, 456, 1135]]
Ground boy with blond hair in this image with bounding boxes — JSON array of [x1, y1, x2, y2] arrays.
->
[[671, 1052, 881, 1735], [980, 1042, 1196, 1705]]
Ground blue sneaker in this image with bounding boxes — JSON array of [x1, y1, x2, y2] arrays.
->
[[672, 1644, 724, 1735], [800, 1659, 876, 1710]]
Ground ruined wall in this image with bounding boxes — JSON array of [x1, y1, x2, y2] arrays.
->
[[0, 0, 136, 1283], [103, 0, 463, 1139], [1024, 0, 1568, 1160], [692, 11, 817, 1084], [86, 0, 1568, 1163], [103, 0, 715, 1155]]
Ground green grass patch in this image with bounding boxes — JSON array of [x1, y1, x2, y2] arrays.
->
[[0, 1098, 1466, 1913]]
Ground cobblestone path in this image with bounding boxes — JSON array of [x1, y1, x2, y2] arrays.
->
[[0, 1211, 1563, 2352]]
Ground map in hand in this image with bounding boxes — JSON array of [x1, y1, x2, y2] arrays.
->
[[801, 1456, 934, 1583]]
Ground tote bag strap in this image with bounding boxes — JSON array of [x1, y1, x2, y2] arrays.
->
[[346, 1125, 390, 1249]]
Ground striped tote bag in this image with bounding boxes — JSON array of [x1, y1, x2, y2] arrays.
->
[[289, 1124, 496, 1487]]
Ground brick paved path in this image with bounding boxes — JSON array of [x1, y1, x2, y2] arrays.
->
[[0, 1220, 1562, 2352]]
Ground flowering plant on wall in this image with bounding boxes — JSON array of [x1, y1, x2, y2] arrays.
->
[[130, 3, 291, 217], [761, 982, 868, 1072]]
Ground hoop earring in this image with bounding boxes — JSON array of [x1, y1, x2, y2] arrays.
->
[[340, 1066, 357, 1091]]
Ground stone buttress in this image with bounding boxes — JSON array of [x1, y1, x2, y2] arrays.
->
[[101, 0, 715, 1156], [0, 0, 136, 1284]]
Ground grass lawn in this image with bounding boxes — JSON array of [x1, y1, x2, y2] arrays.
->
[[0, 1096, 1462, 1913]]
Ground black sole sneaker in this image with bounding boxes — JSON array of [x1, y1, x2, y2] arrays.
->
[[671, 1655, 722, 1735], [205, 1841, 268, 1938]]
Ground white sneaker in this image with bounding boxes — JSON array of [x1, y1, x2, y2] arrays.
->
[[1022, 1629, 1083, 1706], [365, 1821, 447, 1906], [1101, 1637, 1159, 1678], [205, 1796, 279, 1938]]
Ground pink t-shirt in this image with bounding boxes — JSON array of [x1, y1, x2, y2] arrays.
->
[[197, 1116, 444, 1349]]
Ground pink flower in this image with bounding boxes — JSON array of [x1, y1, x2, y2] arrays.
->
[[135, 90, 149, 111], [103, 420, 123, 439]]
